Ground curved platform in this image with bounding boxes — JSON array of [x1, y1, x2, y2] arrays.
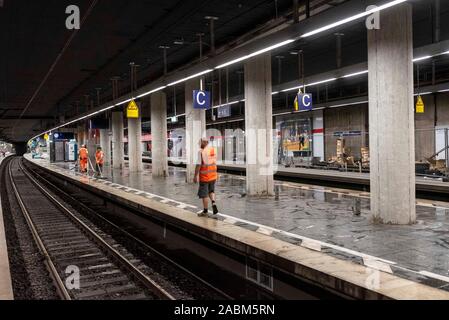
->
[[25, 154, 449, 300]]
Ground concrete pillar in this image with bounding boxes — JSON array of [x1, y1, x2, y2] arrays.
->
[[112, 112, 125, 170], [99, 129, 111, 166], [128, 115, 143, 173], [244, 53, 274, 196], [185, 78, 206, 183], [151, 91, 168, 177], [368, 3, 415, 225]]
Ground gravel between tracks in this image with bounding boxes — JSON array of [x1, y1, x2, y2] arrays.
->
[[0, 159, 59, 300]]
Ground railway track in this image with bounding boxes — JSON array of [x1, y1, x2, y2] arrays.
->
[[5, 157, 175, 300]]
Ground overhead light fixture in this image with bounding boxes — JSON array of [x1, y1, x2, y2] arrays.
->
[[328, 101, 369, 108], [136, 86, 167, 99], [342, 70, 369, 78], [167, 69, 213, 86], [282, 85, 303, 93], [301, 0, 408, 38], [308, 78, 337, 86], [215, 39, 295, 69], [413, 56, 432, 63], [438, 89, 449, 93]]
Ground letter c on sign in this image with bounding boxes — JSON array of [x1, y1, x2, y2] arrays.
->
[[302, 94, 312, 107], [196, 92, 206, 106]]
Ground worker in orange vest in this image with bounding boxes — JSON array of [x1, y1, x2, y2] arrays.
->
[[78, 145, 89, 174], [95, 147, 105, 177], [194, 138, 219, 217]]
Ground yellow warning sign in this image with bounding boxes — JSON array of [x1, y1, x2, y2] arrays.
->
[[127, 100, 139, 119], [44, 133, 49, 141], [416, 95, 425, 114]]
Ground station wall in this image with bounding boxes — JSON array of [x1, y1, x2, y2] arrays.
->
[[324, 104, 369, 161]]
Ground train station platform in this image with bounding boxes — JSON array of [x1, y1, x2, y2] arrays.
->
[[25, 154, 449, 299], [138, 157, 449, 196], [0, 156, 14, 300]]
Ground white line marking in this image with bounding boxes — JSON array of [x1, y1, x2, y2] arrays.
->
[[363, 258, 393, 274], [419, 271, 449, 283], [257, 227, 274, 236], [301, 239, 322, 252], [216, 212, 396, 265]]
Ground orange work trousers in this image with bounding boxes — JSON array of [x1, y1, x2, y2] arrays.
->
[[80, 159, 88, 172]]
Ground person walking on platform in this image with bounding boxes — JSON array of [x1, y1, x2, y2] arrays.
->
[[194, 138, 219, 217], [78, 144, 89, 174], [95, 147, 105, 177]]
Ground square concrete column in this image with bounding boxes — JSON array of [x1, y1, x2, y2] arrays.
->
[[185, 78, 206, 183], [151, 91, 168, 177], [128, 115, 143, 173], [99, 129, 111, 166], [244, 53, 274, 196], [368, 3, 416, 225], [111, 111, 125, 170]]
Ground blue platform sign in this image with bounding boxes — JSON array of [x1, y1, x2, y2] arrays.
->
[[297, 93, 313, 111], [193, 90, 211, 110]]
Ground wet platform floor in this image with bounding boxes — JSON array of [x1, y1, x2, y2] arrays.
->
[[52, 161, 449, 291]]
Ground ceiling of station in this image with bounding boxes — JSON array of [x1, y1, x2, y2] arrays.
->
[[1, 0, 448, 143]]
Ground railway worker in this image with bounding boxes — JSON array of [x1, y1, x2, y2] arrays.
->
[[194, 138, 219, 217], [78, 144, 89, 174], [95, 146, 105, 177]]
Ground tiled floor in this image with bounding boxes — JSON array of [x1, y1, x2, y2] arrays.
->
[[51, 161, 449, 289]]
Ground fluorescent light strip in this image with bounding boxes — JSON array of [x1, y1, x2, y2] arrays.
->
[[216, 39, 295, 69], [438, 89, 449, 93], [282, 85, 303, 93], [137, 86, 167, 99], [281, 78, 337, 93], [308, 78, 337, 86], [167, 69, 213, 86], [328, 101, 369, 108], [342, 70, 369, 78], [301, 0, 408, 38], [414, 92, 432, 96], [413, 56, 432, 63]]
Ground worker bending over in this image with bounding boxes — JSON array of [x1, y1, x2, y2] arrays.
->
[[95, 147, 105, 177], [79, 145, 89, 173], [194, 138, 219, 217]]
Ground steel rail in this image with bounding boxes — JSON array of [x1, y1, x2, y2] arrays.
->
[[26, 162, 233, 300], [7, 158, 72, 300], [17, 158, 175, 300]]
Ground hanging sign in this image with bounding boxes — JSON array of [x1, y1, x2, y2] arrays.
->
[[193, 90, 211, 110], [44, 133, 49, 141], [295, 93, 313, 111], [127, 100, 139, 118], [416, 95, 425, 114]]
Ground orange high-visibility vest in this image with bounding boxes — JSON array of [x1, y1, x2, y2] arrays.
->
[[199, 146, 217, 183], [95, 151, 104, 165], [79, 148, 88, 160]]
